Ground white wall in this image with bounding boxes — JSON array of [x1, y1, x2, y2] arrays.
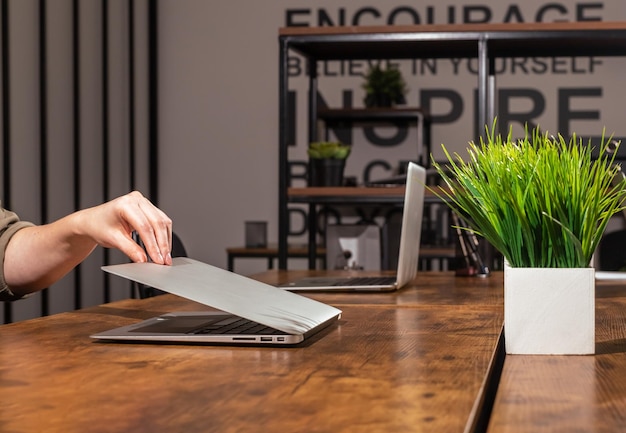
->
[[157, 0, 626, 276]]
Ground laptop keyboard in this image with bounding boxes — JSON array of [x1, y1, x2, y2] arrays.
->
[[337, 276, 397, 286], [190, 317, 284, 335]]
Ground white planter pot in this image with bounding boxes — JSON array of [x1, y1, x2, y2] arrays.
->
[[504, 264, 595, 355]]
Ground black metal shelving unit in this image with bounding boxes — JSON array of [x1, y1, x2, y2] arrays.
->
[[317, 107, 431, 166], [278, 22, 626, 269]]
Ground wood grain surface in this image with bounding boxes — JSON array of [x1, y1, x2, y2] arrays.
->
[[487, 281, 626, 433], [254, 270, 504, 308], [0, 272, 503, 433]]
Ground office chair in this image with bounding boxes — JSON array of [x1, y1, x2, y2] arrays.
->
[[134, 231, 188, 298]]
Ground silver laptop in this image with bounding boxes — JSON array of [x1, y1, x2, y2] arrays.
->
[[280, 162, 426, 292], [91, 257, 342, 345]]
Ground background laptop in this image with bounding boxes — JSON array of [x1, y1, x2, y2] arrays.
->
[[595, 271, 626, 280], [280, 162, 426, 292], [91, 257, 342, 345]]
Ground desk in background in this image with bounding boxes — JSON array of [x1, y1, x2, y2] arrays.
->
[[226, 244, 325, 272], [226, 244, 456, 273]]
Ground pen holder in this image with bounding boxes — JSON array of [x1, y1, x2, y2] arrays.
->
[[245, 221, 267, 248]]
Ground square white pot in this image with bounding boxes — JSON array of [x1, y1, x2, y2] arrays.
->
[[504, 264, 595, 355]]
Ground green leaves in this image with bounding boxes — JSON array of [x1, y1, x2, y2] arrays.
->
[[307, 142, 352, 160], [362, 64, 408, 107], [431, 123, 626, 268]]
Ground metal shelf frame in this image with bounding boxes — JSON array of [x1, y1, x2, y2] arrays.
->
[[278, 22, 626, 269]]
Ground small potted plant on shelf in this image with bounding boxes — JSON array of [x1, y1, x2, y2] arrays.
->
[[362, 64, 408, 108], [430, 122, 626, 355], [308, 141, 351, 187]]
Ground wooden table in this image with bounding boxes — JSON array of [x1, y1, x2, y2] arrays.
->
[[226, 244, 326, 272], [1, 271, 625, 432], [253, 269, 503, 308], [0, 272, 503, 433], [486, 280, 626, 433], [254, 271, 626, 433]]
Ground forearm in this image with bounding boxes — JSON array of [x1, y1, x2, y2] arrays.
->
[[1, 191, 171, 298], [3, 211, 97, 296]]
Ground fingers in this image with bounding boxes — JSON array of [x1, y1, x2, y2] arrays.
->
[[120, 192, 173, 265], [116, 233, 150, 264]]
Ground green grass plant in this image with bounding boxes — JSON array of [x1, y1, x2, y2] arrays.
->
[[431, 123, 626, 268], [308, 141, 351, 160]]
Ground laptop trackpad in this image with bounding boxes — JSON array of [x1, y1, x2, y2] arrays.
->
[[129, 314, 233, 334], [284, 277, 348, 287]]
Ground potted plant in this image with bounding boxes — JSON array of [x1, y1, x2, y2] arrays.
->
[[362, 64, 408, 108], [431, 123, 626, 355], [308, 141, 351, 187]]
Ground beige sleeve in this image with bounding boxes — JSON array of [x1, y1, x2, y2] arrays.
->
[[0, 207, 34, 301]]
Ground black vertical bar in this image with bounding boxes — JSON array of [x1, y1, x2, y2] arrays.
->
[[102, 0, 110, 302], [147, 0, 158, 205], [128, 0, 135, 190], [307, 59, 317, 144], [39, 0, 49, 317], [476, 38, 495, 270], [1, 2, 9, 210], [1, 0, 12, 324], [72, 0, 81, 309], [488, 56, 496, 126], [128, 0, 136, 298], [306, 59, 318, 269], [477, 37, 488, 141], [277, 36, 288, 270]]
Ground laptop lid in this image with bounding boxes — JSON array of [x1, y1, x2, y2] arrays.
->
[[394, 161, 426, 287], [91, 257, 342, 345], [282, 162, 426, 291]]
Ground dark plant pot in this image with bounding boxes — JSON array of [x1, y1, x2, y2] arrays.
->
[[364, 93, 406, 108], [365, 93, 392, 108], [309, 159, 346, 187]]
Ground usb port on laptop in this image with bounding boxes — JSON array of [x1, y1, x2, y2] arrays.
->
[[260, 337, 272, 342]]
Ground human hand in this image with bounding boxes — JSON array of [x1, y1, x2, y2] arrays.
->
[[77, 191, 173, 265]]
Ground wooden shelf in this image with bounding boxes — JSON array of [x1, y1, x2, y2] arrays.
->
[[317, 107, 428, 122], [287, 186, 447, 204]]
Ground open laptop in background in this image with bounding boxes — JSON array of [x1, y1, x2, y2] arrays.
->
[[91, 257, 341, 345], [279, 162, 426, 292], [595, 271, 626, 280]]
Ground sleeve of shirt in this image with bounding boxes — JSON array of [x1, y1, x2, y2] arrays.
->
[[0, 206, 35, 301]]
